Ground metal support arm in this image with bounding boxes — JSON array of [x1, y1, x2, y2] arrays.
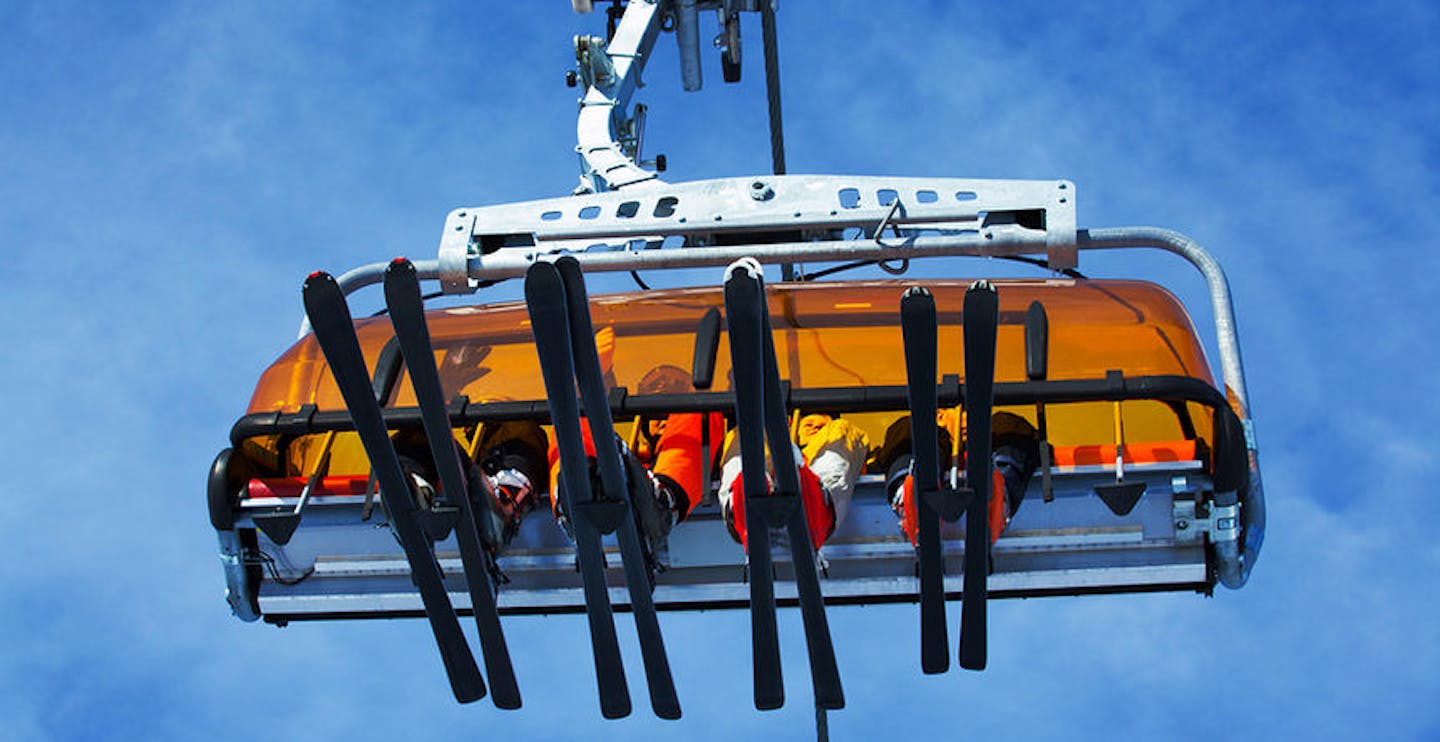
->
[[576, 0, 667, 193]]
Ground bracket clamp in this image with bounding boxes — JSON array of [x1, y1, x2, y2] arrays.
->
[[438, 209, 477, 295]]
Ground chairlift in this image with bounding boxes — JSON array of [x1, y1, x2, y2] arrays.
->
[[207, 0, 1265, 726]]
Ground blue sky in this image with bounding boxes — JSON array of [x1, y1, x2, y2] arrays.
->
[[3, 1, 1437, 739]]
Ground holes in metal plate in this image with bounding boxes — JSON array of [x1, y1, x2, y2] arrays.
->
[[878, 189, 898, 206], [956, 191, 977, 202], [617, 201, 640, 218], [838, 188, 861, 209], [541, 210, 563, 221], [578, 205, 601, 220], [653, 196, 679, 218], [916, 190, 938, 203]]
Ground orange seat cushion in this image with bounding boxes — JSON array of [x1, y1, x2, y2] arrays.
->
[[1050, 440, 1197, 468], [246, 475, 370, 500]]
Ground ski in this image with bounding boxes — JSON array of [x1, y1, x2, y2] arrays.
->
[[553, 256, 681, 720], [725, 258, 843, 711], [899, 287, 950, 674], [724, 259, 784, 710], [383, 258, 522, 710], [959, 280, 999, 671], [523, 261, 632, 720], [301, 271, 486, 704], [757, 271, 844, 712]]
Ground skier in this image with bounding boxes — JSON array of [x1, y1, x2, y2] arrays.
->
[[715, 412, 870, 551], [627, 364, 728, 532], [875, 410, 1040, 548], [469, 421, 549, 547], [543, 330, 726, 565], [390, 421, 548, 551]]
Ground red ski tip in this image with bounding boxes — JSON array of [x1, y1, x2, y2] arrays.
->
[[307, 271, 324, 279], [390, 257, 409, 266]]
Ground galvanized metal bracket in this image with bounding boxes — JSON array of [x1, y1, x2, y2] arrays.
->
[[437, 209, 478, 295], [434, 175, 1078, 294], [1172, 483, 1241, 545]]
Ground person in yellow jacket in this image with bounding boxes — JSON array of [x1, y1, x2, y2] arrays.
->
[[714, 413, 870, 551]]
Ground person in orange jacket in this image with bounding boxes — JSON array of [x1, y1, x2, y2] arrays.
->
[[544, 349, 726, 566]]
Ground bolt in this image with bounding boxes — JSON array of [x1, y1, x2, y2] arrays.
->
[[565, 70, 578, 88], [1176, 520, 1189, 530]]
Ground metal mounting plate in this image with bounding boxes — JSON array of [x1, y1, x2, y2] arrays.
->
[[437, 175, 1076, 293], [246, 465, 1211, 621]]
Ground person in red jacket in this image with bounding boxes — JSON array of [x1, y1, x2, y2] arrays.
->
[[877, 411, 1040, 548]]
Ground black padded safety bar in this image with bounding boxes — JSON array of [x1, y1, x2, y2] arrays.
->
[[235, 374, 1238, 439], [230, 375, 1247, 488]]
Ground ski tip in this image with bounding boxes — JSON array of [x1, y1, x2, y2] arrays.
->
[[523, 260, 560, 292], [302, 271, 338, 297], [554, 254, 591, 301], [921, 655, 950, 675], [723, 257, 763, 283], [491, 686, 523, 711], [600, 697, 633, 720], [387, 256, 414, 273], [902, 286, 933, 300], [754, 690, 785, 711], [453, 679, 488, 704], [968, 279, 997, 294]]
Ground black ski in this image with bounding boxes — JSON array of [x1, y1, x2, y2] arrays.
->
[[553, 256, 681, 720], [723, 260, 784, 710], [959, 280, 999, 671], [755, 272, 844, 712], [899, 287, 950, 674], [726, 259, 844, 711], [383, 258, 521, 710], [524, 261, 632, 719], [301, 271, 486, 704]]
